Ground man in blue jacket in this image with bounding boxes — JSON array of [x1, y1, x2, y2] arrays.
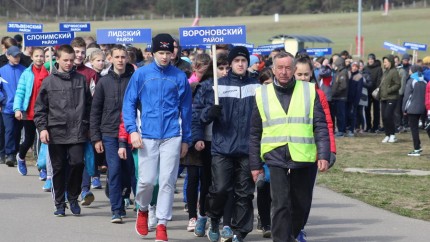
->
[[0, 46, 25, 167], [122, 33, 192, 241], [194, 46, 260, 242]]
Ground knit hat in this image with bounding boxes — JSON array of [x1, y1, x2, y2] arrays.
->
[[410, 65, 423, 74], [402, 53, 411, 60], [6, 46, 21, 57], [368, 53, 376, 60], [351, 61, 359, 67], [228, 46, 250, 65], [151, 33, 174, 54], [249, 55, 259, 66]]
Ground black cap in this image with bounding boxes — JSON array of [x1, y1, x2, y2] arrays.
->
[[151, 33, 174, 54], [368, 53, 376, 60], [228, 46, 250, 65]]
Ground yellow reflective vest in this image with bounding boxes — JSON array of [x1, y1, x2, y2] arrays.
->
[[255, 81, 317, 162]]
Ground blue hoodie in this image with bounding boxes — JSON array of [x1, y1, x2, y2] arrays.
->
[[0, 62, 26, 114], [122, 61, 192, 145]]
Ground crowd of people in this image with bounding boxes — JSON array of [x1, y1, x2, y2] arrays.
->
[[1, 31, 430, 242]]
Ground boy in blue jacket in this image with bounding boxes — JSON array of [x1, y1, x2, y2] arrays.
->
[[0, 46, 25, 167]]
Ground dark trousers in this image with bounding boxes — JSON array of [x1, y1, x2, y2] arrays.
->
[[332, 100, 346, 133], [408, 114, 422, 150], [49, 143, 85, 208], [0, 113, 5, 157], [395, 95, 408, 128], [198, 141, 212, 216], [381, 100, 397, 136], [18, 120, 36, 160], [346, 102, 358, 132], [328, 101, 336, 133], [81, 146, 101, 192], [103, 136, 134, 213], [356, 105, 367, 130], [186, 165, 202, 219], [2, 113, 22, 155], [206, 155, 254, 235], [365, 91, 380, 131], [257, 180, 271, 227], [270, 165, 317, 242]]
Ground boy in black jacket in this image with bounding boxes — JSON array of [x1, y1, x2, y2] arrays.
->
[[34, 44, 92, 217]]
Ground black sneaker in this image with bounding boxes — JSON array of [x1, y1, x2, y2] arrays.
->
[[70, 200, 81, 215], [54, 207, 66, 217], [262, 225, 272, 238], [5, 155, 15, 167]]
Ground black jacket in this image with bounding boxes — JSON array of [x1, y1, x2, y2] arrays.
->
[[90, 63, 135, 141], [364, 60, 383, 90], [194, 71, 260, 157], [249, 78, 330, 170], [34, 68, 92, 144]]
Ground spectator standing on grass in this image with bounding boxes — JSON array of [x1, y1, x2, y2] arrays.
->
[[123, 33, 192, 241], [90, 44, 136, 223], [198, 46, 259, 242], [346, 62, 364, 137], [13, 47, 49, 178], [402, 65, 426, 156], [380, 55, 401, 143], [0, 46, 25, 167], [249, 51, 330, 242], [422, 56, 430, 82], [357, 60, 371, 133], [0, 36, 32, 68], [396, 54, 412, 132], [364, 53, 383, 133], [331, 57, 349, 137], [34, 44, 92, 217]]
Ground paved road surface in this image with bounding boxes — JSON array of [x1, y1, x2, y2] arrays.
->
[[0, 165, 429, 241]]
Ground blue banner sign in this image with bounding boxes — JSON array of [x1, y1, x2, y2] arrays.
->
[[258, 43, 285, 49], [232, 43, 254, 53], [383, 42, 406, 54], [179, 25, 246, 45], [7, 22, 43, 33], [96, 28, 152, 44], [24, 32, 74, 47], [306, 48, 332, 56], [59, 22, 91, 32], [403, 42, 427, 51], [252, 47, 273, 56], [181, 44, 211, 50]]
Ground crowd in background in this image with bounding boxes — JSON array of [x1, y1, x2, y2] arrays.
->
[[1, 32, 430, 242]]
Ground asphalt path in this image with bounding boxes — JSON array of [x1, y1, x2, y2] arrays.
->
[[0, 165, 429, 241]]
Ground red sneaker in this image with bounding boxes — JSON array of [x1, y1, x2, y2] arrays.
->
[[155, 224, 168, 242], [135, 210, 148, 237]]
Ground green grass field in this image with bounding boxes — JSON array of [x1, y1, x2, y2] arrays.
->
[[1, 8, 430, 59]]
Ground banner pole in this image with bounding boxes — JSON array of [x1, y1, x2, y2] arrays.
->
[[212, 44, 219, 105]]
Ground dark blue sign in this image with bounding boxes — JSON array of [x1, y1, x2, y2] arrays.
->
[[181, 44, 211, 50], [24, 32, 75, 47], [383, 42, 406, 54], [7, 22, 43, 33], [258, 43, 285, 49], [96, 29, 152, 44], [59, 22, 91, 32], [232, 43, 254, 53], [306, 48, 332, 56], [403, 42, 427, 51], [252, 47, 273, 56], [179, 25, 246, 45]]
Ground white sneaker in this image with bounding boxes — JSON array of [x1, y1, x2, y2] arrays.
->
[[388, 135, 397, 143], [382, 136, 389, 143], [187, 217, 197, 232], [148, 204, 157, 231]]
